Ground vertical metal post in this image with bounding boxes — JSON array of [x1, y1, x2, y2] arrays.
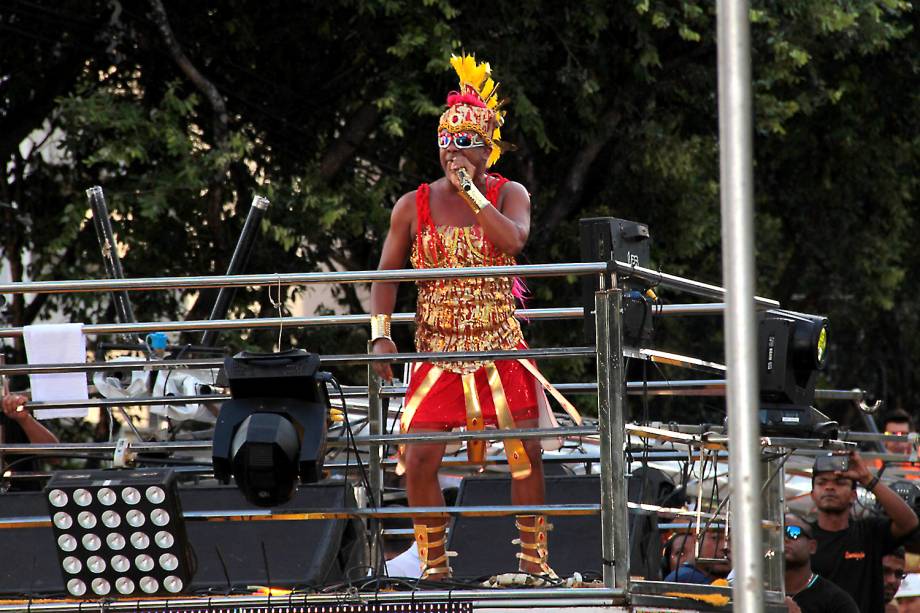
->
[[201, 196, 271, 347], [762, 454, 786, 593], [367, 358, 384, 571], [717, 0, 763, 610], [85, 187, 137, 327], [596, 289, 629, 590], [0, 354, 7, 482]]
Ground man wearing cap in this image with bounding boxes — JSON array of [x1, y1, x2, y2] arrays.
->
[[784, 513, 858, 613], [809, 451, 918, 612]]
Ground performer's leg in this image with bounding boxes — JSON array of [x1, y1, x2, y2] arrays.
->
[[510, 417, 555, 576], [404, 426, 451, 578]]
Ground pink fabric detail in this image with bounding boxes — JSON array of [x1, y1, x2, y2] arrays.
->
[[512, 277, 530, 310], [446, 91, 487, 108], [483, 175, 528, 309]]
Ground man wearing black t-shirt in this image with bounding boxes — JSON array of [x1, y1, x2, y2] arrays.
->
[[1, 393, 58, 491], [809, 451, 918, 612], [784, 513, 858, 613]]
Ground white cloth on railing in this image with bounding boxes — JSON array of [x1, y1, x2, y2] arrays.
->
[[23, 323, 89, 419]]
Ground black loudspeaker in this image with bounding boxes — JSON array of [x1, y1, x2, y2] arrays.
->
[[578, 217, 652, 343], [180, 483, 367, 591], [0, 492, 63, 596], [0, 482, 367, 596], [446, 473, 669, 580]]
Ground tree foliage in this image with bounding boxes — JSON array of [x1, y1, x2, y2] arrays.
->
[[0, 0, 916, 422]]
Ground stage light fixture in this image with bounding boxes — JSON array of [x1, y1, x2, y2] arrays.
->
[[44, 468, 194, 598], [757, 309, 836, 437], [213, 349, 331, 507]]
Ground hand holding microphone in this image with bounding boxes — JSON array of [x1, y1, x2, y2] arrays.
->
[[456, 168, 491, 214]]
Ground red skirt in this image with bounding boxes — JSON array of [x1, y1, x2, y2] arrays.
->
[[405, 350, 539, 431]]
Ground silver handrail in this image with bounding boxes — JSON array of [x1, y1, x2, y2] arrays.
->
[[0, 259, 779, 306], [0, 262, 607, 294], [0, 303, 743, 338]]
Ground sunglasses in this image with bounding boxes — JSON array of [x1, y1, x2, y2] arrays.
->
[[437, 131, 485, 149], [784, 525, 812, 541]]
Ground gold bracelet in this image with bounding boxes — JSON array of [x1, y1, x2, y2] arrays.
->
[[370, 314, 392, 342], [458, 190, 487, 215], [457, 168, 491, 214]]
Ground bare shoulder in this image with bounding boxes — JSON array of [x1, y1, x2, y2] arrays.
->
[[391, 190, 417, 224], [499, 180, 531, 206], [499, 181, 530, 211]]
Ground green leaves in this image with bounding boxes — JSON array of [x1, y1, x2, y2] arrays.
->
[[2, 0, 917, 415]]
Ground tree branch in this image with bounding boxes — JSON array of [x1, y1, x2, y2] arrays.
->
[[149, 0, 232, 324], [319, 104, 380, 181], [0, 56, 86, 163], [148, 0, 228, 151], [540, 108, 621, 229]]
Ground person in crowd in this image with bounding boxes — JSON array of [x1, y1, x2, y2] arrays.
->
[[809, 451, 918, 612], [663, 528, 730, 584], [783, 513, 858, 613], [1, 393, 59, 491], [883, 547, 907, 612], [880, 409, 916, 457], [662, 531, 697, 578]]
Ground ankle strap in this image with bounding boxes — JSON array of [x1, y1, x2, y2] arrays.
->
[[515, 515, 554, 533]]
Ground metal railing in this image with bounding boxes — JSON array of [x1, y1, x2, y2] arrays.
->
[[0, 258, 799, 608]]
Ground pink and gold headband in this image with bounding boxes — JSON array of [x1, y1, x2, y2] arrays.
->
[[437, 54, 510, 167]]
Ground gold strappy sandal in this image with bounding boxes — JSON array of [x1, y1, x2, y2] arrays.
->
[[415, 521, 456, 580], [513, 515, 560, 580]]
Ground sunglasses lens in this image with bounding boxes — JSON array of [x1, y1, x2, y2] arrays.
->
[[455, 134, 473, 148], [785, 526, 803, 540], [438, 134, 450, 148]]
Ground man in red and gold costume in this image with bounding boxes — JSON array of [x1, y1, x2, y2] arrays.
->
[[370, 54, 579, 581]]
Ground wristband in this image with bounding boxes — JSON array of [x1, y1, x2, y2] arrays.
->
[[370, 314, 392, 342], [864, 475, 880, 492]]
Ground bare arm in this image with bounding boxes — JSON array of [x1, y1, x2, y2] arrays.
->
[[475, 180, 531, 256], [873, 479, 919, 538], [844, 451, 919, 538], [369, 192, 415, 380], [2, 394, 59, 445]]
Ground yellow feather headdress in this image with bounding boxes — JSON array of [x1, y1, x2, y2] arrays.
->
[[438, 53, 511, 167]]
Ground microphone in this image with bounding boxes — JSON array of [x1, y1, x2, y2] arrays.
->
[[455, 168, 489, 213], [457, 168, 475, 192]]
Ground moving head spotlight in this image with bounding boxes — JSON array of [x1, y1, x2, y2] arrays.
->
[[757, 310, 835, 438], [212, 349, 331, 507]]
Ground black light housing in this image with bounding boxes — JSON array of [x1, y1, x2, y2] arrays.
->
[[212, 349, 330, 507], [759, 309, 829, 406], [758, 309, 835, 437], [44, 468, 193, 598]]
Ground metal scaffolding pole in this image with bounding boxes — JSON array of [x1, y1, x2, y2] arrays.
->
[[85, 187, 138, 328], [718, 0, 763, 610], [0, 304, 767, 339], [596, 289, 629, 590], [0, 260, 779, 307], [200, 195, 271, 347], [366, 359, 384, 573]]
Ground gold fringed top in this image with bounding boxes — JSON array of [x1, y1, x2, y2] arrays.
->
[[410, 223, 523, 374]]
